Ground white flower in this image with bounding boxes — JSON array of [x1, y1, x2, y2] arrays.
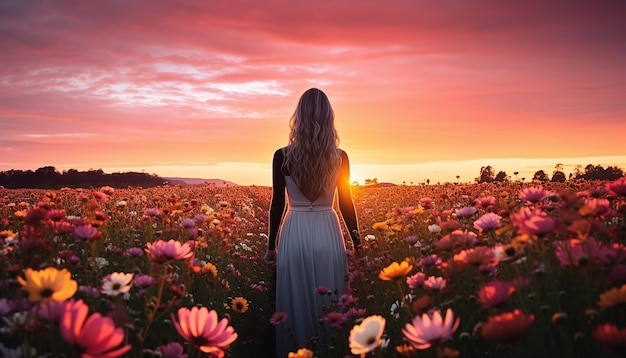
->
[[93, 257, 109, 269], [117, 200, 127, 207], [101, 272, 133, 296], [349, 315, 386, 355], [365, 234, 376, 242], [428, 224, 441, 233]]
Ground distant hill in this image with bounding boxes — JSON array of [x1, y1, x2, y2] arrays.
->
[[363, 182, 397, 188], [164, 177, 238, 187]]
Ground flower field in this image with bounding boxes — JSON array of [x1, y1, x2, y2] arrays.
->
[[1, 177, 626, 357]]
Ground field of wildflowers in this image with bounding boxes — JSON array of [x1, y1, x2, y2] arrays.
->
[[1, 177, 625, 357]]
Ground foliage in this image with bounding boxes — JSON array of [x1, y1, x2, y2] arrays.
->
[[1, 178, 626, 357]]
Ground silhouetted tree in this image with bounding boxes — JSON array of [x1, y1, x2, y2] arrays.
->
[[532, 170, 549, 182], [494, 171, 509, 182], [551, 163, 566, 182], [477, 166, 495, 183]]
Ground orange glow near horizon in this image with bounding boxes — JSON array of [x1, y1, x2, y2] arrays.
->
[[1, 1, 625, 186]]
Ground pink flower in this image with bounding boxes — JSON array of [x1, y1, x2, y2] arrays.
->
[[406, 272, 426, 289], [477, 280, 515, 308], [315, 286, 330, 295], [171, 306, 237, 357], [475, 196, 496, 209], [455, 206, 477, 217], [555, 238, 598, 266], [473, 213, 502, 232], [60, 299, 131, 358], [270, 311, 288, 326], [511, 207, 556, 236], [157, 342, 187, 358], [402, 308, 460, 349], [519, 186, 553, 203], [424, 276, 446, 290], [146, 239, 194, 263], [73, 224, 100, 242], [323, 311, 347, 329], [606, 176, 626, 196]]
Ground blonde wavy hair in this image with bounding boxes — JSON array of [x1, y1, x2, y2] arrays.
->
[[283, 88, 341, 201]]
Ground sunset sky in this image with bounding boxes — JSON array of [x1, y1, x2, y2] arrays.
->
[[1, 0, 625, 186]]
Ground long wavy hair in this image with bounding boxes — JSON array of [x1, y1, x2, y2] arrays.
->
[[283, 88, 341, 201]]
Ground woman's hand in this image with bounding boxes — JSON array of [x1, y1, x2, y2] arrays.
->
[[264, 249, 277, 269]]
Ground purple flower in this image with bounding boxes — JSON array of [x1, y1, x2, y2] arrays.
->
[[473, 213, 502, 232]]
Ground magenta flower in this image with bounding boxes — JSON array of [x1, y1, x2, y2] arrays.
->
[[455, 206, 477, 217], [73, 224, 100, 242], [171, 306, 237, 357], [146, 239, 194, 263], [270, 311, 288, 326], [60, 299, 131, 357], [157, 342, 187, 358], [473, 212, 502, 232], [323, 311, 348, 329]]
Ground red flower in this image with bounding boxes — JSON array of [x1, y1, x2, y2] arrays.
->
[[60, 299, 131, 357], [477, 309, 534, 344]]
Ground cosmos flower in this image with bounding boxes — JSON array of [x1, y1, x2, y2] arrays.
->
[[511, 207, 556, 236], [231, 297, 249, 313], [145, 239, 194, 263], [477, 309, 534, 344], [592, 323, 626, 351], [455, 206, 477, 218], [60, 299, 131, 357], [349, 315, 386, 356], [171, 306, 237, 357], [73, 224, 100, 242], [402, 308, 460, 350], [606, 176, 626, 197], [156, 342, 187, 358], [379, 261, 413, 281], [424, 276, 446, 290], [17, 267, 77, 303], [406, 272, 426, 289], [473, 213, 502, 232], [323, 311, 347, 329], [101, 272, 133, 297], [270, 311, 288, 326], [477, 280, 516, 308], [518, 186, 553, 203], [597, 284, 626, 310]]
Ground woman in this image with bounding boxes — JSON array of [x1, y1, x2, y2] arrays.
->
[[264, 88, 361, 357]]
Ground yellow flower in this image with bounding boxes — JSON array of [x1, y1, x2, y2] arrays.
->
[[17, 267, 78, 302], [597, 284, 626, 310], [203, 262, 218, 278], [372, 221, 389, 231], [379, 260, 413, 281], [231, 297, 249, 313], [288, 348, 314, 358]]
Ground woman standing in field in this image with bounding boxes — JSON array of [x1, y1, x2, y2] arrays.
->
[[264, 88, 361, 357]]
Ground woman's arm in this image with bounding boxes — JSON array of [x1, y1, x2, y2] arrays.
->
[[267, 149, 286, 253], [337, 150, 361, 250]]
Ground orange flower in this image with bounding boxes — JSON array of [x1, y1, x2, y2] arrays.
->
[[477, 309, 534, 344], [592, 323, 626, 351], [231, 297, 249, 313], [17, 267, 77, 302], [597, 284, 626, 310], [288, 348, 314, 358], [379, 260, 413, 281]]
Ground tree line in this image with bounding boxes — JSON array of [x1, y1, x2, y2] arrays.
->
[[0, 166, 166, 189], [475, 163, 624, 184]]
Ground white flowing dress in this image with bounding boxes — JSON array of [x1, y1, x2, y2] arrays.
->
[[275, 175, 349, 357]]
